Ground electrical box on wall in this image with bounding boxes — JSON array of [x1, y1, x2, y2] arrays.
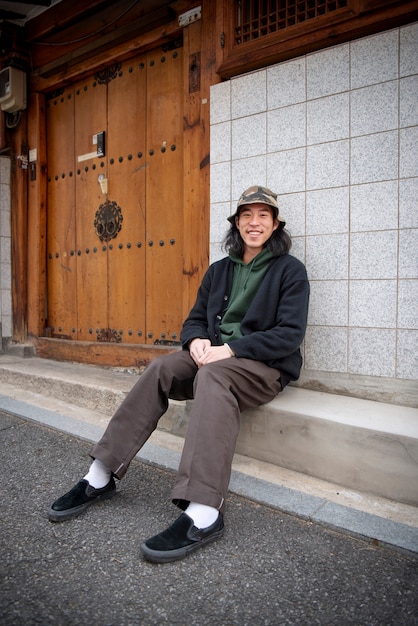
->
[[0, 66, 27, 112]]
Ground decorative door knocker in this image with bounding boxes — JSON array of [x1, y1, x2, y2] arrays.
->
[[94, 199, 123, 242]]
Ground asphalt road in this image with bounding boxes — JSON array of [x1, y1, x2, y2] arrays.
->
[[0, 411, 417, 626]]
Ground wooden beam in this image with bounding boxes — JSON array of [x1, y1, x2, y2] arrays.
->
[[32, 6, 176, 78], [30, 19, 182, 92], [25, 0, 141, 41], [25, 0, 187, 43]]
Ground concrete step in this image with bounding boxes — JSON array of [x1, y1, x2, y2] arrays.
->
[[1, 352, 418, 554], [0, 354, 417, 509]]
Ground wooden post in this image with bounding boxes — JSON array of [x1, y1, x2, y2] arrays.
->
[[27, 92, 47, 338], [10, 114, 28, 341], [181, 0, 220, 320]]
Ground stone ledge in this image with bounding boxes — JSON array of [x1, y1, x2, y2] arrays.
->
[[295, 369, 418, 408], [160, 387, 418, 507], [1, 354, 417, 507]]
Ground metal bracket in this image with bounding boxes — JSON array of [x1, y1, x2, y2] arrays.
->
[[178, 6, 201, 28], [189, 52, 200, 93]]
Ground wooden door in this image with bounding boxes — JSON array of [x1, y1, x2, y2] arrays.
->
[[74, 75, 108, 342], [145, 48, 184, 344], [46, 88, 77, 340], [46, 47, 184, 346]]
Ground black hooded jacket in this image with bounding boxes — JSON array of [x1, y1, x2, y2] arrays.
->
[[180, 253, 310, 389]]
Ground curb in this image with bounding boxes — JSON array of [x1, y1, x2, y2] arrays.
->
[[0, 393, 417, 556]]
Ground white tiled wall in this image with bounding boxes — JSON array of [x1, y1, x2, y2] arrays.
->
[[0, 156, 12, 344], [210, 22, 418, 382]]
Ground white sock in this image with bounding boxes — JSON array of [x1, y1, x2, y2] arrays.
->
[[186, 502, 219, 529], [83, 459, 112, 489]]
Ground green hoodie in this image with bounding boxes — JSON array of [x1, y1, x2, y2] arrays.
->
[[220, 249, 273, 344]]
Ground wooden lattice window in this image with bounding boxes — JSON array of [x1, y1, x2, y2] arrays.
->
[[234, 0, 349, 45]]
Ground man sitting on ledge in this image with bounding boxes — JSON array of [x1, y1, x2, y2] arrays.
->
[[48, 185, 310, 564]]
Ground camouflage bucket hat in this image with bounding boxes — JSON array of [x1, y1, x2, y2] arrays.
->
[[228, 185, 286, 226]]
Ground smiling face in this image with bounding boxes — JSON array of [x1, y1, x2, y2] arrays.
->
[[235, 203, 279, 263]]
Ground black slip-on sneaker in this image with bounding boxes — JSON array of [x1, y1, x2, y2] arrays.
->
[[47, 478, 116, 522], [140, 512, 224, 563]]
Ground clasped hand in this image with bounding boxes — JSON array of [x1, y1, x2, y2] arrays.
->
[[189, 338, 233, 368]]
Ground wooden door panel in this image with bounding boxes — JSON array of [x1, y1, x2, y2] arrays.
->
[[46, 89, 77, 338], [106, 57, 147, 343], [46, 44, 186, 349], [145, 48, 184, 344], [74, 77, 108, 341]]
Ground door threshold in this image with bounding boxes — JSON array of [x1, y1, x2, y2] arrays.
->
[[31, 337, 178, 368]]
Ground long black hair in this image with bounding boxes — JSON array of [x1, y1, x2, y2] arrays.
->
[[222, 211, 292, 258]]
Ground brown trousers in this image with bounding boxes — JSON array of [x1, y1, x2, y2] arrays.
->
[[90, 351, 282, 511]]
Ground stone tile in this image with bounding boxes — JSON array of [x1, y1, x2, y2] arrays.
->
[[306, 233, 348, 280], [350, 29, 398, 89], [209, 242, 224, 264], [1, 314, 12, 337], [308, 280, 348, 326], [0, 262, 11, 290], [290, 237, 305, 263], [398, 279, 418, 329], [268, 103, 306, 152], [400, 22, 418, 78], [210, 202, 231, 244], [306, 187, 349, 235], [349, 280, 397, 328], [1, 289, 12, 317], [397, 329, 418, 379], [348, 328, 396, 377], [350, 181, 398, 232], [267, 148, 305, 195], [231, 157, 266, 201], [207, 24, 417, 392], [399, 178, 418, 228], [400, 76, 418, 128], [351, 81, 398, 136], [307, 140, 349, 190], [0, 209, 11, 238], [232, 113, 266, 159], [400, 127, 418, 179], [278, 192, 305, 238], [304, 326, 347, 372], [0, 184, 10, 211], [231, 69, 266, 118], [267, 58, 306, 108], [307, 44, 349, 99], [0, 157, 10, 183], [210, 121, 231, 164], [0, 236, 10, 264], [399, 229, 418, 279], [307, 93, 349, 145], [210, 162, 230, 204], [210, 81, 231, 124], [350, 231, 398, 279], [350, 131, 398, 185]]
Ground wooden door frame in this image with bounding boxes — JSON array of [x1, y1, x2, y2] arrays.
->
[[23, 1, 219, 367]]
